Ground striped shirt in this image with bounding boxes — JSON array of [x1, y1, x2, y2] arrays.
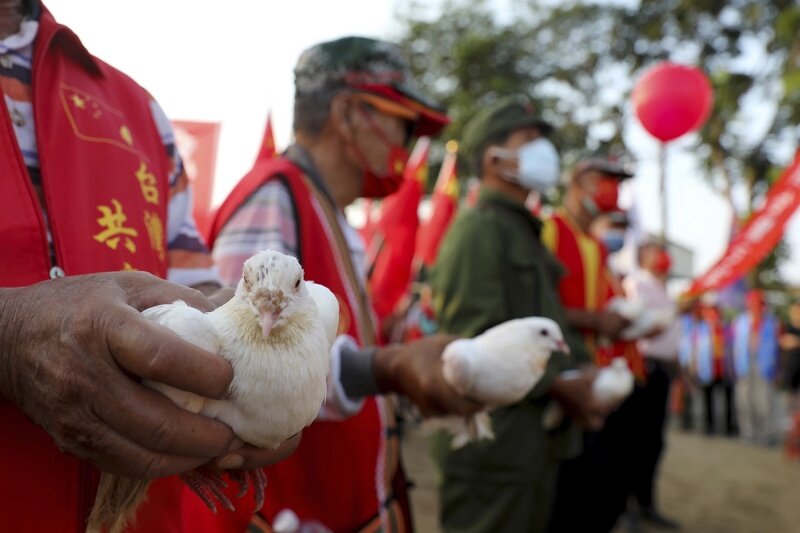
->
[[0, 17, 218, 287]]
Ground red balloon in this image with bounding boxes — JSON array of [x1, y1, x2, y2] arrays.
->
[[632, 62, 714, 142]]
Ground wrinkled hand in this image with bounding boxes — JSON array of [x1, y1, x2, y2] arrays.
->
[[548, 368, 610, 431], [0, 272, 242, 479], [374, 335, 483, 417], [596, 311, 632, 339]]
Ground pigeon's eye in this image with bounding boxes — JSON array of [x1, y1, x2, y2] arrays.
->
[[294, 278, 301, 289], [540, 329, 549, 336]]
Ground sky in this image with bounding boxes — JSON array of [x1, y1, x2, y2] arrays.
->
[[45, 0, 800, 285]]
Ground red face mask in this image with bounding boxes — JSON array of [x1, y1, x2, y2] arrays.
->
[[592, 177, 620, 213], [654, 250, 672, 274], [350, 106, 410, 198]]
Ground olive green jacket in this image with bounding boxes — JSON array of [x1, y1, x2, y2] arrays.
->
[[430, 186, 591, 483]]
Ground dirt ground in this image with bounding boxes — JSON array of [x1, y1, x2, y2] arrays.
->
[[402, 425, 800, 533]]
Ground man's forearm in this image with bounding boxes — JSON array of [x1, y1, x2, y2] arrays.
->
[[564, 308, 598, 332]]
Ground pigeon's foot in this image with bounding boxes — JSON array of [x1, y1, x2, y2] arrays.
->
[[182, 467, 267, 513], [181, 467, 234, 514], [228, 468, 268, 511]]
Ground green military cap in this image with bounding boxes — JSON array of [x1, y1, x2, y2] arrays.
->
[[294, 36, 449, 136], [461, 96, 553, 173]]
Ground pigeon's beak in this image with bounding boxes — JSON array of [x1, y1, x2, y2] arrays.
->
[[258, 309, 280, 338], [557, 339, 570, 355]]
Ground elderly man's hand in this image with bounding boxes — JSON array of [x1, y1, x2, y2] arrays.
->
[[0, 272, 248, 479], [596, 311, 631, 340], [373, 334, 483, 417]]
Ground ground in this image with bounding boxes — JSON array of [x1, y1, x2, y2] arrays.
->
[[402, 425, 800, 533]]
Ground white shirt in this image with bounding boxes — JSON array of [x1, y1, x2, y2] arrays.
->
[[623, 269, 681, 361]]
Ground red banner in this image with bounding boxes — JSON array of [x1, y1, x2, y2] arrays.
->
[[172, 120, 221, 235], [685, 151, 800, 296], [416, 147, 459, 266]]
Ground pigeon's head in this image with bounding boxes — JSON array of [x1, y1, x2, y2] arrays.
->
[[521, 317, 568, 376], [238, 250, 309, 337], [529, 317, 569, 356]]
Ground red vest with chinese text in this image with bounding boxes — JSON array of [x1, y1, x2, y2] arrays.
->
[[0, 7, 171, 533], [171, 156, 404, 533]]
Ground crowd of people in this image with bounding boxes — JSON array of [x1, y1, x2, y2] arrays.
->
[[677, 293, 800, 448], [0, 2, 796, 533]]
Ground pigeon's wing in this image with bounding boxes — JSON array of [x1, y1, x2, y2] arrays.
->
[[306, 282, 339, 347], [141, 301, 220, 413], [468, 318, 554, 404]]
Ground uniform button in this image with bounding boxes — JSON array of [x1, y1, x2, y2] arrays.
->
[[0, 55, 12, 69], [49, 266, 65, 279]]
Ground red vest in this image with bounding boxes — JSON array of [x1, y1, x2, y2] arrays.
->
[[543, 211, 645, 379], [0, 6, 171, 533], [165, 156, 403, 532]]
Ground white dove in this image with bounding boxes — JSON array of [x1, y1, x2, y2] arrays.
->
[[88, 250, 338, 533], [542, 357, 634, 430], [593, 357, 635, 404], [438, 317, 568, 448]]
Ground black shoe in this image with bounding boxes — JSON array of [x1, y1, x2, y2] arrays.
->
[[641, 508, 680, 529]]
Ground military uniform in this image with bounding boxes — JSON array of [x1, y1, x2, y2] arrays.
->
[[430, 98, 591, 532]]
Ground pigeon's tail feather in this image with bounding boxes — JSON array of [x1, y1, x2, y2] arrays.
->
[[87, 474, 150, 533]]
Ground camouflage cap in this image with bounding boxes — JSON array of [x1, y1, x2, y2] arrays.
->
[[294, 36, 449, 136], [461, 96, 553, 173]]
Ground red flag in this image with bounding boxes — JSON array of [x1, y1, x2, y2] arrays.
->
[[255, 111, 276, 162], [172, 120, 221, 236], [416, 144, 459, 266], [685, 151, 800, 296], [368, 137, 431, 319]]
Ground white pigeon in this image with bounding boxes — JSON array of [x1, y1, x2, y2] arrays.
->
[[607, 297, 676, 340], [593, 357, 635, 404], [542, 356, 634, 430], [438, 317, 568, 448], [88, 250, 338, 533]]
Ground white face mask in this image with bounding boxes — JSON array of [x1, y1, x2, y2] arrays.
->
[[493, 138, 561, 193]]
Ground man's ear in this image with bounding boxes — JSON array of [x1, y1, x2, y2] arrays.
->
[[482, 145, 499, 176], [330, 93, 358, 142]]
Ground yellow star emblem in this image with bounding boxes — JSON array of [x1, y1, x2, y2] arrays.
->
[[120, 126, 133, 146], [71, 94, 86, 109]]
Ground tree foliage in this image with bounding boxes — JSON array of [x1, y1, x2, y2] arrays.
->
[[394, 0, 800, 287]]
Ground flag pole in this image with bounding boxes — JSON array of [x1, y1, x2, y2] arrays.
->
[[659, 141, 668, 243]]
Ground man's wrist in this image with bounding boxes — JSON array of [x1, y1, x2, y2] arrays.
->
[[373, 344, 402, 394]]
